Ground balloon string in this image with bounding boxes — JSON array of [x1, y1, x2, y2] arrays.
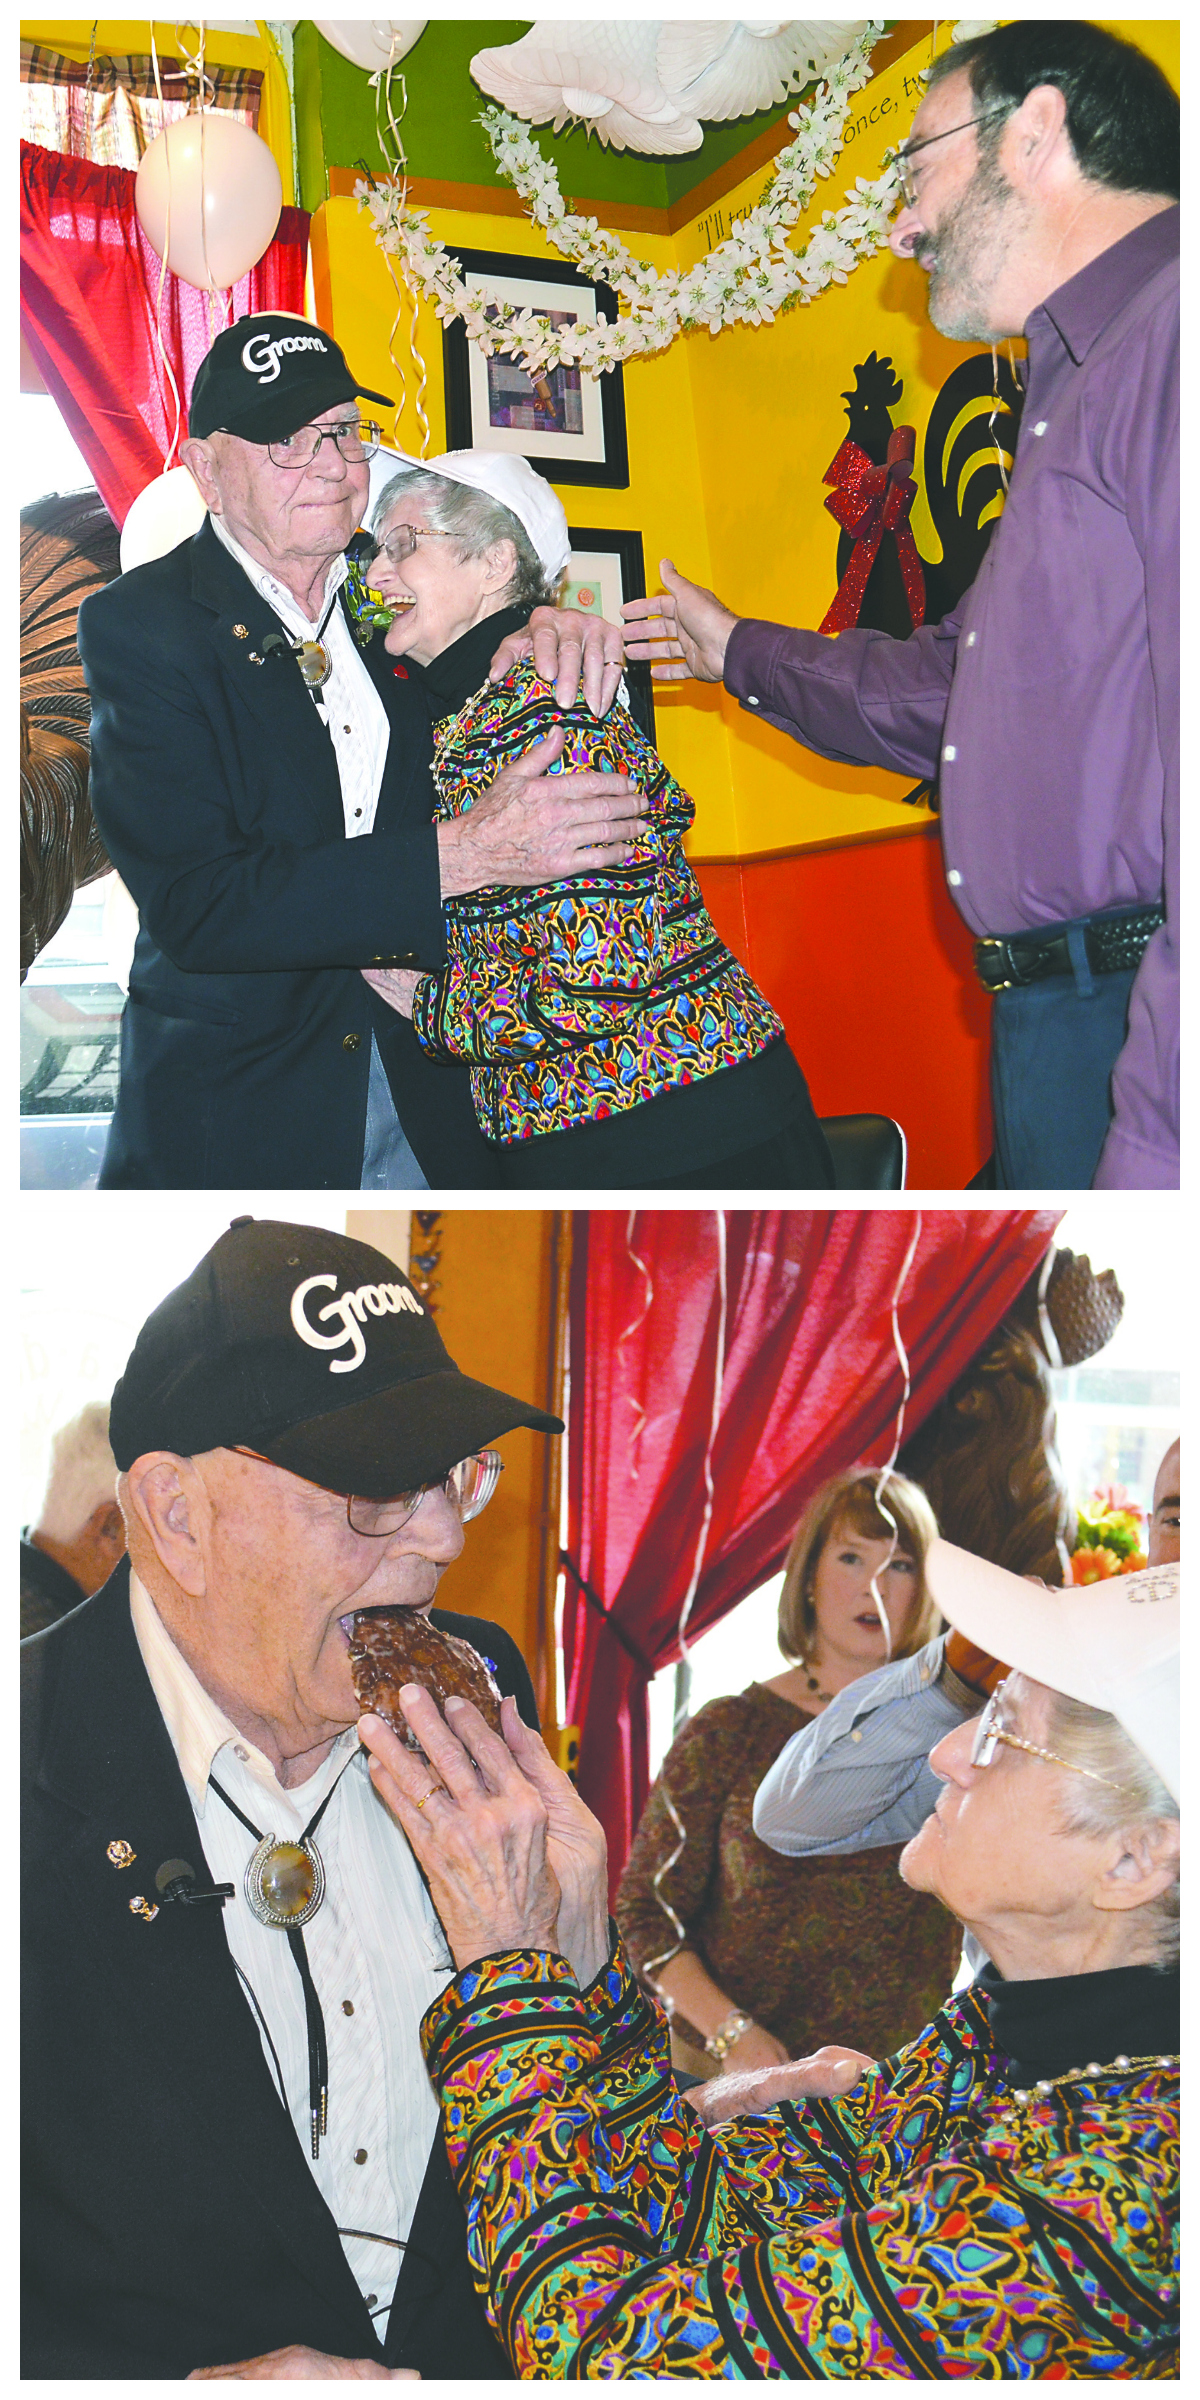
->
[[616, 1211, 654, 1480], [149, 24, 183, 471], [866, 1210, 924, 1659], [643, 1209, 728, 1993]]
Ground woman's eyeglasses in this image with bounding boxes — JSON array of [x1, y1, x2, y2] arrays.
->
[[969, 1683, 1137, 1795], [368, 525, 458, 568]]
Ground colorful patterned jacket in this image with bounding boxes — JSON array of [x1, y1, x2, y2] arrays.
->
[[422, 1941, 1179, 2379], [409, 663, 785, 1145]]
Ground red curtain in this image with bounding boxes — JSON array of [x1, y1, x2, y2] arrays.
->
[[563, 1208, 1062, 1893], [20, 141, 310, 527]]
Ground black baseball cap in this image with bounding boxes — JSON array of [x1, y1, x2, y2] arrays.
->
[[188, 312, 393, 444], [109, 1217, 562, 1499]]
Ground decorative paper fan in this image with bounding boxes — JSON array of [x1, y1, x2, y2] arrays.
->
[[470, 20, 704, 153], [656, 20, 869, 121]]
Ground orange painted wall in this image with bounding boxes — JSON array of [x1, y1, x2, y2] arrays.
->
[[695, 826, 993, 1188]]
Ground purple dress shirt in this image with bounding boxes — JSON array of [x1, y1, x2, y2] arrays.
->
[[725, 208, 1179, 1189]]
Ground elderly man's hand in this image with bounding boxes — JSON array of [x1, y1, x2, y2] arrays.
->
[[188, 2346, 418, 2378], [360, 1688, 562, 1968], [361, 966, 420, 1019], [436, 724, 647, 896], [622, 559, 737, 684], [683, 2045, 876, 2128], [489, 605, 624, 715]]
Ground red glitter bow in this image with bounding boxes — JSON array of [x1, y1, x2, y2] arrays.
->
[[818, 427, 926, 635]]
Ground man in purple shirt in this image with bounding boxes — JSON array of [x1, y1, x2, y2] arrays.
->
[[626, 23, 1178, 1190]]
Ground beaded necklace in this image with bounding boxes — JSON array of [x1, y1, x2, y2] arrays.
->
[[1000, 2051, 1179, 2115]]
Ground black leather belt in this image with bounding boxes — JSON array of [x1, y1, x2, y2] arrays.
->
[[973, 904, 1166, 995]]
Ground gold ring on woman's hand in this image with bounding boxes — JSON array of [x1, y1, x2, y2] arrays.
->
[[415, 1787, 439, 1814]]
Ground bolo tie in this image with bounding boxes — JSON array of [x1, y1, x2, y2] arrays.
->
[[261, 584, 341, 692], [209, 1765, 350, 2157]]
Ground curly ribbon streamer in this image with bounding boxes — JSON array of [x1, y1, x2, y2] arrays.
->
[[370, 55, 431, 458], [864, 1211, 924, 1656], [819, 429, 926, 634], [616, 1212, 655, 1482], [644, 1210, 728, 1987]]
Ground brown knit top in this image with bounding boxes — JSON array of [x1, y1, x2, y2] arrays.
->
[[616, 1684, 962, 2061]]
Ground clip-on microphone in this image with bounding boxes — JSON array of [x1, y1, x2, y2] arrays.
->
[[155, 1858, 236, 1908]]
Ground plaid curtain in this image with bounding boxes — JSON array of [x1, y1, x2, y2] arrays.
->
[[21, 44, 261, 169]]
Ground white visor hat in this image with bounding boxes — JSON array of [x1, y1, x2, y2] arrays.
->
[[376, 446, 571, 581], [924, 1540, 1179, 1803]]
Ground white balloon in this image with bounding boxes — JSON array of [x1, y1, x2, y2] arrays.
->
[[314, 21, 427, 74], [135, 114, 282, 292], [119, 467, 206, 572]]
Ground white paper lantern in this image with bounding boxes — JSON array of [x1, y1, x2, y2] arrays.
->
[[656, 20, 870, 121], [119, 466, 206, 573], [135, 113, 282, 292], [314, 22, 427, 74], [472, 21, 703, 154]]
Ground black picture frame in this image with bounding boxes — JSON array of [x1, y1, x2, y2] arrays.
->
[[442, 247, 629, 490], [565, 524, 656, 745]]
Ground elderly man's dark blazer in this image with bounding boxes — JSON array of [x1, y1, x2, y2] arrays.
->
[[22, 1561, 535, 2379], [77, 519, 498, 1189]]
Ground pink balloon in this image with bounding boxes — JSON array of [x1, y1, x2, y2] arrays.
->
[[135, 114, 283, 292]]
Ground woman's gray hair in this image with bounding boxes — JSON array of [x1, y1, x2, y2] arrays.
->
[[370, 467, 556, 610], [1011, 1673, 1179, 1966]]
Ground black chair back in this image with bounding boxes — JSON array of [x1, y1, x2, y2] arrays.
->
[[819, 1113, 906, 1189]]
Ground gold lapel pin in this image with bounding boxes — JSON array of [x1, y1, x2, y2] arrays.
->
[[107, 1839, 136, 1868], [232, 623, 250, 639], [129, 1895, 160, 1923]]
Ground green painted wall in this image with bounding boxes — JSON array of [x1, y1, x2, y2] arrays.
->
[[301, 21, 807, 210]]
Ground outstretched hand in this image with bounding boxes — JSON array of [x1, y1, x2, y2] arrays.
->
[[360, 1689, 562, 1971], [683, 2045, 876, 2128], [621, 558, 738, 684]]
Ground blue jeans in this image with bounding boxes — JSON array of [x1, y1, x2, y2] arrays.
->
[[360, 1033, 429, 1190], [990, 926, 1136, 1189]]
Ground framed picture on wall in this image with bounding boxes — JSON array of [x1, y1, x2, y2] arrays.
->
[[565, 524, 655, 744], [442, 248, 629, 488]]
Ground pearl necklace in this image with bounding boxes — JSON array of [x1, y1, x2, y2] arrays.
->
[[1001, 2052, 1179, 2116]]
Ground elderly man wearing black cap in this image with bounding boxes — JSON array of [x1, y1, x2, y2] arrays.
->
[[77, 314, 640, 1190], [21, 1216, 562, 2380]]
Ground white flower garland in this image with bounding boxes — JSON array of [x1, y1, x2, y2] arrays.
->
[[360, 20, 906, 378]]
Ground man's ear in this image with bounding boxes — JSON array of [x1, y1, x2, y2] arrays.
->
[[86, 1497, 127, 1566], [1094, 1816, 1180, 1916], [1008, 80, 1071, 188], [179, 437, 220, 512], [124, 1453, 209, 1598]]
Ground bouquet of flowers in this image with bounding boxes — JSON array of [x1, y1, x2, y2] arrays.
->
[[1068, 1485, 1148, 1582]]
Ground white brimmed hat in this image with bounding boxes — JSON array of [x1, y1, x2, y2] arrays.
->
[[924, 1539, 1179, 1802], [378, 446, 571, 580]]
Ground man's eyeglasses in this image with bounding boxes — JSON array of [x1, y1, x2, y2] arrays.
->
[[969, 1683, 1137, 1795], [894, 108, 1010, 206], [231, 1445, 503, 1537], [266, 418, 382, 469], [369, 524, 458, 568]]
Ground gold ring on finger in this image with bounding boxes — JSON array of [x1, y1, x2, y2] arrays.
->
[[415, 1786, 439, 1814]]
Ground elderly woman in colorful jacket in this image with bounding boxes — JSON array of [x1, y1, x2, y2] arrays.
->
[[360, 449, 834, 1190], [359, 1548, 1179, 2380]]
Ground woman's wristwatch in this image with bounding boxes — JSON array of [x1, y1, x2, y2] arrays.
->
[[705, 2008, 753, 2062]]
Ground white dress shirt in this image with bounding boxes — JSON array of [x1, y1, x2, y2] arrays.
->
[[130, 1573, 453, 2322], [210, 514, 389, 838]]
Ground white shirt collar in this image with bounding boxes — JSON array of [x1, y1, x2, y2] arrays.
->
[[209, 511, 348, 630], [128, 1569, 358, 1813]]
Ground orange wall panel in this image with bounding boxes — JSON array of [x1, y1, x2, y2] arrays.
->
[[695, 827, 993, 1189]]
